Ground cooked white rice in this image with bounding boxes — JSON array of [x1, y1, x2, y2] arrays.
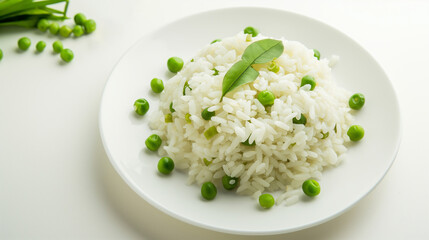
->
[[149, 32, 353, 205]]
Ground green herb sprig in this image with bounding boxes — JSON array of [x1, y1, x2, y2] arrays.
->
[[221, 39, 284, 100]]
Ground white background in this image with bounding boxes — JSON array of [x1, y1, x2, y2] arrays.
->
[[1, 0, 428, 239]]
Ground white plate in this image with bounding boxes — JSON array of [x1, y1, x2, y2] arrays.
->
[[99, 7, 401, 235]]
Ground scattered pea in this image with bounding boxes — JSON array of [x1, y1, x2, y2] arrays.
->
[[165, 113, 173, 123], [201, 182, 217, 200], [134, 98, 149, 115], [0, 49, 3, 61], [257, 90, 275, 106], [222, 175, 238, 190], [201, 107, 215, 120], [37, 19, 50, 32], [17, 37, 31, 51], [150, 78, 164, 93], [204, 126, 218, 140], [244, 26, 259, 37], [49, 22, 60, 35], [72, 25, 84, 37], [313, 49, 320, 60], [349, 93, 365, 110], [83, 19, 96, 33], [302, 179, 321, 197], [60, 48, 74, 62], [293, 114, 307, 125], [52, 40, 63, 53], [36, 41, 46, 52], [185, 113, 192, 124], [300, 75, 316, 91], [59, 25, 72, 38], [74, 13, 87, 25], [145, 134, 162, 151], [157, 157, 174, 174], [169, 102, 175, 113], [167, 57, 184, 73], [211, 39, 221, 44], [347, 125, 364, 141], [259, 194, 275, 209]]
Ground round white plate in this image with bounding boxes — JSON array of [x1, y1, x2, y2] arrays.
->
[[99, 7, 401, 235]]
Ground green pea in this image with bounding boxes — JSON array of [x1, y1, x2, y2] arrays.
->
[[204, 126, 218, 140], [167, 57, 184, 73], [72, 25, 84, 37], [145, 134, 162, 151], [201, 107, 215, 120], [60, 49, 74, 63], [84, 19, 97, 33], [17, 37, 31, 51], [0, 49, 3, 61], [211, 39, 221, 44], [257, 90, 275, 106], [165, 113, 173, 123], [222, 175, 238, 190], [349, 93, 365, 110], [268, 61, 279, 73], [157, 157, 174, 174], [52, 40, 63, 53], [347, 125, 364, 141], [300, 75, 316, 90], [74, 13, 87, 25], [185, 113, 192, 124], [49, 22, 60, 35], [150, 78, 164, 93], [59, 25, 72, 38], [37, 19, 50, 32], [302, 179, 321, 197], [244, 26, 259, 37], [313, 49, 320, 60], [259, 194, 275, 209], [35, 41, 46, 52], [134, 98, 149, 115], [292, 114, 307, 125], [201, 182, 217, 200], [169, 102, 175, 113]]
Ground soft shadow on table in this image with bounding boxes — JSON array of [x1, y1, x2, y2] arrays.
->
[[95, 139, 380, 240]]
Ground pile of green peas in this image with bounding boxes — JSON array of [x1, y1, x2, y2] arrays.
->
[[37, 13, 96, 38]]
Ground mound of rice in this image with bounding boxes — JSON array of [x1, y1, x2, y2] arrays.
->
[[149, 32, 353, 205]]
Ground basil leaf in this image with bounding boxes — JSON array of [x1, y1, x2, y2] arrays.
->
[[242, 39, 284, 64], [221, 39, 284, 99], [222, 60, 259, 99]]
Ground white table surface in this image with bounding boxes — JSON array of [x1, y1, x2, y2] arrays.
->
[[1, 0, 428, 239]]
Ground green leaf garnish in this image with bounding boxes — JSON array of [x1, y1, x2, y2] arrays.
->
[[221, 39, 284, 100]]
